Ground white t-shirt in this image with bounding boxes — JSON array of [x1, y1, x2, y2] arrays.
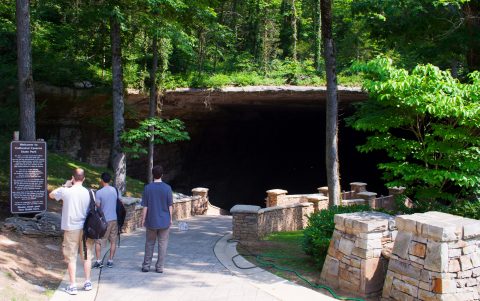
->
[[51, 185, 92, 230]]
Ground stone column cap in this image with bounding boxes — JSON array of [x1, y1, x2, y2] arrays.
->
[[230, 205, 261, 214], [121, 197, 141, 206], [266, 189, 288, 195], [192, 187, 209, 193], [306, 195, 329, 202], [357, 191, 377, 197], [334, 211, 394, 233], [396, 211, 480, 241], [388, 186, 406, 190], [350, 182, 367, 186]]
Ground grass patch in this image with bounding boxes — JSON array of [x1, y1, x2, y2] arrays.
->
[[0, 151, 144, 212], [237, 231, 321, 285], [46, 153, 144, 197]]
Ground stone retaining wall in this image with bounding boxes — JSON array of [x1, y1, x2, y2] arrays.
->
[[231, 203, 314, 241], [121, 187, 210, 233], [265, 183, 408, 212], [382, 211, 480, 301], [321, 211, 397, 298]]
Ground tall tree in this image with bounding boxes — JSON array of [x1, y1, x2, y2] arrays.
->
[[464, 1, 480, 71], [313, 0, 322, 72], [110, 11, 126, 193], [16, 0, 35, 141], [147, 34, 158, 184], [321, 0, 340, 206], [291, 0, 298, 61]]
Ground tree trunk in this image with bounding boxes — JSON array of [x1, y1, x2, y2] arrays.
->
[[110, 16, 126, 193], [314, 0, 322, 73], [321, 0, 341, 206], [464, 1, 480, 72], [291, 0, 298, 61], [16, 0, 36, 141], [147, 35, 158, 184]]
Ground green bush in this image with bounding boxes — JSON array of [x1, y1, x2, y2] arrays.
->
[[302, 205, 370, 267], [448, 199, 480, 220]]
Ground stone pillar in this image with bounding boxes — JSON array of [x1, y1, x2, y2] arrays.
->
[[350, 182, 367, 196], [192, 187, 209, 215], [321, 211, 396, 298], [231, 205, 261, 241], [317, 186, 329, 197], [306, 195, 329, 212], [357, 191, 378, 208], [386, 186, 413, 209], [266, 189, 288, 207], [382, 211, 480, 301], [388, 187, 405, 196]]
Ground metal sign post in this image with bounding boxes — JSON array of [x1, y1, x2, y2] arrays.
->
[[10, 141, 47, 214]]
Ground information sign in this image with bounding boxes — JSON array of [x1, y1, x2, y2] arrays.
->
[[10, 141, 47, 213]]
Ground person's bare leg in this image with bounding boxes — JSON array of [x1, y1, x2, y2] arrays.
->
[[109, 240, 116, 261], [95, 242, 102, 260], [83, 259, 92, 281], [67, 261, 76, 285]]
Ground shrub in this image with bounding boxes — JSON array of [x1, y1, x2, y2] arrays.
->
[[302, 205, 370, 267]]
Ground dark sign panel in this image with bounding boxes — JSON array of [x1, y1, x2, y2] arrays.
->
[[10, 141, 47, 214]]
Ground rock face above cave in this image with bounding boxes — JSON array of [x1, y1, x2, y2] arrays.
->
[[128, 85, 367, 118]]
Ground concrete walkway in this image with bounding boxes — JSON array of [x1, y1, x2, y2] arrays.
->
[[51, 215, 337, 301]]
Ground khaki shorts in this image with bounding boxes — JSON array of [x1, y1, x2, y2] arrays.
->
[[96, 221, 118, 247], [63, 229, 94, 263]]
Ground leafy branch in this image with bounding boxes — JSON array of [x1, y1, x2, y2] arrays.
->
[[121, 117, 190, 158]]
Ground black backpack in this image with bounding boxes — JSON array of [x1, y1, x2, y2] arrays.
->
[[115, 187, 126, 245], [83, 189, 108, 259]]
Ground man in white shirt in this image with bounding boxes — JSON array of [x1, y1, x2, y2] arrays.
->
[[49, 168, 94, 295]]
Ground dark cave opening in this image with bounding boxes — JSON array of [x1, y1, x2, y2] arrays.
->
[[154, 103, 388, 211]]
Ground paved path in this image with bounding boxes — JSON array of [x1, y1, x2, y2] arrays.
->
[[51, 215, 336, 301]]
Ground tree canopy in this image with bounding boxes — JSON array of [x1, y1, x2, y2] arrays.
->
[[1, 0, 478, 93], [347, 57, 480, 205]]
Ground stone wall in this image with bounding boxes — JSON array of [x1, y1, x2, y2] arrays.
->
[[382, 211, 480, 301], [265, 182, 401, 211], [120, 187, 210, 233], [321, 211, 397, 298], [231, 203, 314, 241]]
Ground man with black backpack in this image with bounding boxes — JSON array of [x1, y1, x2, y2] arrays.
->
[[93, 172, 119, 269], [49, 168, 94, 295]]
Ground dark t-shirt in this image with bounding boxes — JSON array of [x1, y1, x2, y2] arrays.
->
[[141, 181, 173, 229]]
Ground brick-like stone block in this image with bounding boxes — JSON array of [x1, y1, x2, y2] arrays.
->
[[410, 241, 427, 258], [424, 241, 449, 273]]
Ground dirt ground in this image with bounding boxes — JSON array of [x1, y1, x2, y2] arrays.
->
[[0, 199, 65, 301]]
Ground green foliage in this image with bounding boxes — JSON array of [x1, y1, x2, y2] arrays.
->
[[121, 117, 190, 158], [448, 199, 480, 220], [302, 205, 371, 267], [347, 57, 480, 204]]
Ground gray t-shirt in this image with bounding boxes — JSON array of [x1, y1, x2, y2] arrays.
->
[[95, 186, 118, 222]]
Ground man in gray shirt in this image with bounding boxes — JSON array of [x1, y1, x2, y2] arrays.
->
[[93, 172, 118, 268]]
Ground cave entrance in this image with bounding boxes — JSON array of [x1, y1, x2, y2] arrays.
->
[[158, 103, 386, 211]]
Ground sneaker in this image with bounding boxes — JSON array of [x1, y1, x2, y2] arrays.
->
[[155, 268, 163, 273], [107, 260, 113, 268], [64, 285, 78, 295], [84, 281, 93, 291], [92, 261, 103, 269], [141, 267, 149, 272]]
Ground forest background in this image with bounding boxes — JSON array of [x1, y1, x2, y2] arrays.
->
[[0, 0, 479, 206], [1, 0, 478, 94]]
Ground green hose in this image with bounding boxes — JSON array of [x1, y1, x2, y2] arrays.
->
[[244, 253, 366, 301]]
